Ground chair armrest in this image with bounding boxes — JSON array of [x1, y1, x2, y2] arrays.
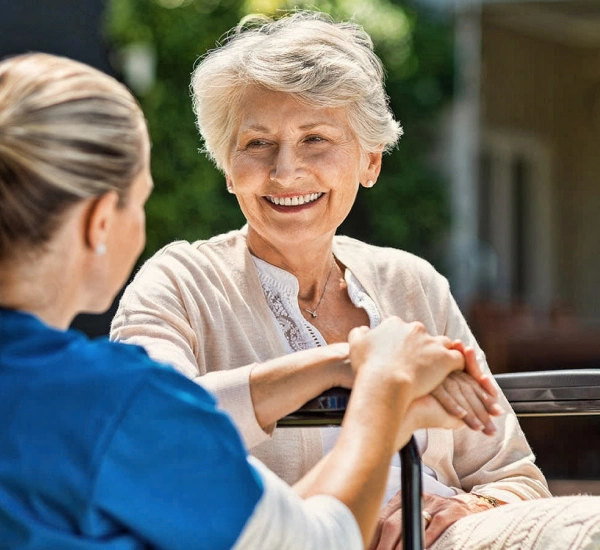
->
[[494, 369, 600, 416], [277, 387, 350, 426]]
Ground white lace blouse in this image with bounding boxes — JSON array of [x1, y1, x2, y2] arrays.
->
[[251, 255, 456, 502]]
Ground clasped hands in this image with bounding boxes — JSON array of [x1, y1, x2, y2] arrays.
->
[[346, 317, 505, 549], [347, 316, 503, 438]]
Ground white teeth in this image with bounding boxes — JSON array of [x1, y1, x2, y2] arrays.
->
[[267, 193, 322, 206]]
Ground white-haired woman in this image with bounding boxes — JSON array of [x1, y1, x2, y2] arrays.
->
[[111, 11, 552, 548], [0, 51, 480, 549]]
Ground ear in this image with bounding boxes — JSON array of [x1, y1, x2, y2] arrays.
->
[[225, 174, 236, 194], [360, 150, 383, 188], [85, 191, 120, 254]]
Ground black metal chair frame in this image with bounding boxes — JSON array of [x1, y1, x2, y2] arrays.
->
[[279, 369, 600, 550]]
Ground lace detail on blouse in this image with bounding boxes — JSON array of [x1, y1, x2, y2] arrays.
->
[[251, 256, 380, 354], [260, 284, 312, 352]]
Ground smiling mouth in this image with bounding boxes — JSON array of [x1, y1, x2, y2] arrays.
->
[[265, 192, 323, 206]]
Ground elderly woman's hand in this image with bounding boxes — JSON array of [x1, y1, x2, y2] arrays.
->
[[432, 342, 504, 435], [368, 490, 503, 550], [422, 492, 503, 548]]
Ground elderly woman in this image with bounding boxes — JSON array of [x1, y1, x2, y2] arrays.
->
[[111, 11, 551, 548], [0, 51, 478, 549]]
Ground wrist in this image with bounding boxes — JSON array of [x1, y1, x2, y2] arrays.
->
[[348, 367, 412, 431], [470, 492, 502, 508], [453, 492, 502, 512], [309, 343, 350, 390]]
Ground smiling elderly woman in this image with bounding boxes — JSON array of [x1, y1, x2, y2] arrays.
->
[[110, 11, 551, 548]]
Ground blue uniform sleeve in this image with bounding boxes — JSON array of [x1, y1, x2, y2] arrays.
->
[[92, 365, 263, 550]]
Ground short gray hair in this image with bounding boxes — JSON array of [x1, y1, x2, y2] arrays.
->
[[191, 11, 403, 172], [0, 53, 146, 260]]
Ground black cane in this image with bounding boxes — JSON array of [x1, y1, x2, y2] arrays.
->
[[400, 435, 423, 550]]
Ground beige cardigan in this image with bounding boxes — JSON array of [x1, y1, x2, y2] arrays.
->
[[111, 228, 550, 503]]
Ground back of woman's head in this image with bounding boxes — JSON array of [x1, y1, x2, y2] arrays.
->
[[191, 10, 403, 172], [0, 53, 146, 261]]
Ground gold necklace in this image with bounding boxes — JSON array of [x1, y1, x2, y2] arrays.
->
[[301, 256, 336, 318]]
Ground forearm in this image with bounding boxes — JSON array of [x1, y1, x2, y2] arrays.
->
[[294, 370, 413, 546], [249, 343, 350, 429]]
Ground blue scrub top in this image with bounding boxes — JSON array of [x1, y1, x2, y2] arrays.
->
[[0, 308, 263, 549]]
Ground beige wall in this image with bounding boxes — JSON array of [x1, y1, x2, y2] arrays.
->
[[480, 18, 600, 319]]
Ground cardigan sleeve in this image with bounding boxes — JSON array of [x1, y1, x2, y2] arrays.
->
[[432, 279, 551, 501], [110, 242, 271, 449]]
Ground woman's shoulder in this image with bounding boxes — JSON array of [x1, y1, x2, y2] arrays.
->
[[0, 311, 175, 421], [120, 229, 249, 298], [66, 331, 167, 391], [136, 228, 248, 276]]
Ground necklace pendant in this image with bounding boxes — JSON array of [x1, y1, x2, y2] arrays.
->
[[310, 311, 317, 318]]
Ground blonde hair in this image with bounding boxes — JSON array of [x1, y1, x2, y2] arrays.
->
[[191, 11, 403, 173], [0, 53, 146, 260]]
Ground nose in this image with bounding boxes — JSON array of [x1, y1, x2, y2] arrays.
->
[[269, 144, 307, 186]]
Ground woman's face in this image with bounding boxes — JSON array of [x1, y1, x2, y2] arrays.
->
[[102, 130, 153, 307], [226, 88, 381, 254]]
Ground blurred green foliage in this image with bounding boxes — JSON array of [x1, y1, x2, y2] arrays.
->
[[105, 0, 453, 264]]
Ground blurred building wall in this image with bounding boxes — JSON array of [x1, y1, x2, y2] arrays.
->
[[429, 0, 600, 321], [480, 8, 600, 319]]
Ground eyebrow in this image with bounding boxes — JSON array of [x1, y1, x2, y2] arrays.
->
[[239, 121, 341, 133], [298, 121, 340, 131]]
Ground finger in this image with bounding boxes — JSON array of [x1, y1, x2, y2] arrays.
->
[[439, 335, 454, 349], [431, 385, 469, 419], [460, 372, 504, 417], [375, 512, 402, 550], [449, 369, 504, 428], [455, 376, 498, 434], [440, 375, 487, 432], [463, 346, 498, 397], [446, 348, 466, 374], [348, 325, 370, 344], [368, 492, 402, 550], [448, 343, 501, 404], [380, 491, 402, 520], [424, 512, 452, 548], [449, 341, 484, 378]]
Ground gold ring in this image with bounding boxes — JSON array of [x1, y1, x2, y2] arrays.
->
[[422, 510, 432, 526]]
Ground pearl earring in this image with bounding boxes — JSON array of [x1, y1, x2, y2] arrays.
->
[[95, 243, 106, 256], [364, 180, 375, 188], [226, 184, 235, 194]]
